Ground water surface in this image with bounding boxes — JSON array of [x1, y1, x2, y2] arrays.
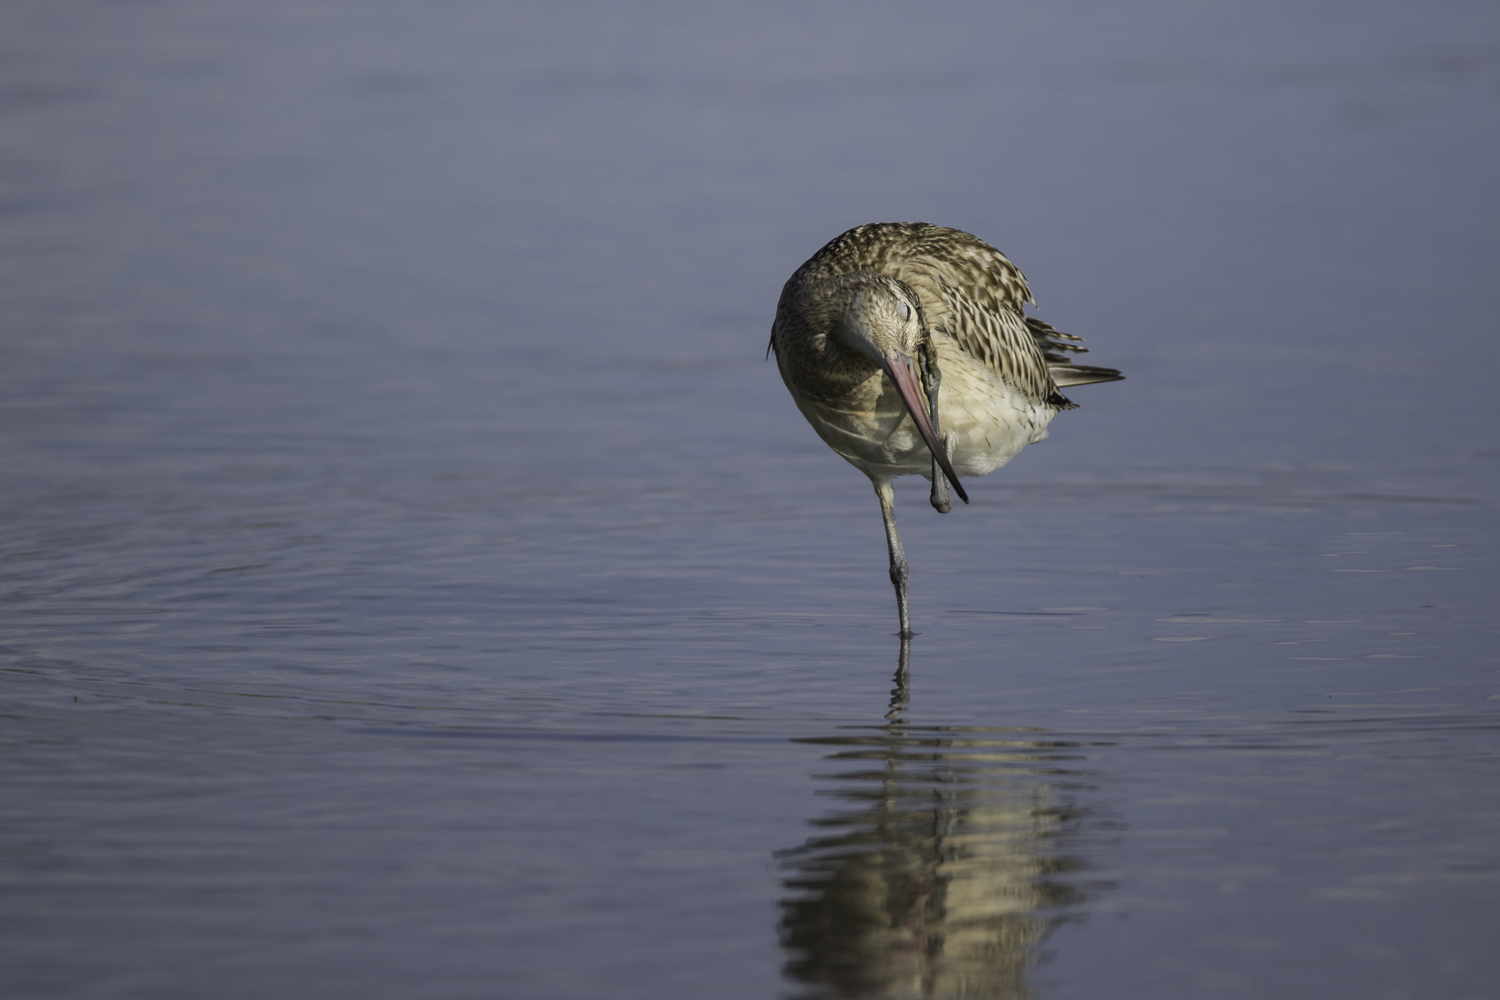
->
[[2, 2, 1498, 998]]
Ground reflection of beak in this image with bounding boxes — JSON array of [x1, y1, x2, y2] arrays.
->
[[883, 352, 969, 504]]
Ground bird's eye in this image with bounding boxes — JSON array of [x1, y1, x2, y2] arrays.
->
[[897, 300, 911, 322]]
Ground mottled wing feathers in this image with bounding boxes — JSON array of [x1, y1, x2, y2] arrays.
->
[[915, 269, 1060, 403], [784, 222, 1121, 407]]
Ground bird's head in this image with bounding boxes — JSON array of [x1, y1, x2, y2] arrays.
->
[[829, 274, 925, 365], [825, 273, 969, 504]]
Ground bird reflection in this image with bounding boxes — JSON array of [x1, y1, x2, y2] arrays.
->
[[777, 640, 1089, 999]]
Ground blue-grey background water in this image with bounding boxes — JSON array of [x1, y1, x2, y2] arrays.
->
[[3, 2, 1497, 998]]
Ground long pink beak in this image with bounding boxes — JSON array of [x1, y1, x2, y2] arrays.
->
[[883, 352, 969, 504]]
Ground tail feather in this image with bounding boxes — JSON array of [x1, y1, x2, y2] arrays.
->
[[1025, 316, 1124, 390], [1050, 363, 1125, 387]]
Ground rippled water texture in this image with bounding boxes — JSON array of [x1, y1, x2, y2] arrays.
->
[[3, 2, 1498, 998]]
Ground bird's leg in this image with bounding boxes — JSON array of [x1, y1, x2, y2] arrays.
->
[[921, 342, 953, 514], [875, 478, 912, 639], [930, 432, 955, 514]]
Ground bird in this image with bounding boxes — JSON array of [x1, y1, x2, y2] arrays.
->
[[769, 222, 1122, 638]]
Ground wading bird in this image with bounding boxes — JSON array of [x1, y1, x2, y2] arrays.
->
[[769, 223, 1122, 637]]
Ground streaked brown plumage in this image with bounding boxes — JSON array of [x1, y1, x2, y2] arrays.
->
[[770, 222, 1122, 637]]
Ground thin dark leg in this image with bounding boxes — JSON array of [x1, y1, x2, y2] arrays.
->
[[930, 431, 954, 514], [875, 478, 912, 638], [922, 341, 952, 515]]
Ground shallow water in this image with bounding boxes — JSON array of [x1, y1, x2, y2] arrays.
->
[[3, 2, 1498, 998]]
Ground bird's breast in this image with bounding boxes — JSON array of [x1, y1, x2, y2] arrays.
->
[[780, 336, 1056, 482]]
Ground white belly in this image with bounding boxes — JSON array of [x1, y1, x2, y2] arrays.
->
[[785, 336, 1056, 482]]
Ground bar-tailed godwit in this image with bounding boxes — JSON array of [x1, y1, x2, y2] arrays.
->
[[770, 222, 1122, 637]]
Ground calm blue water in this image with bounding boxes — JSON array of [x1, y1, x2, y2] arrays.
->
[[3, 2, 1498, 998]]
